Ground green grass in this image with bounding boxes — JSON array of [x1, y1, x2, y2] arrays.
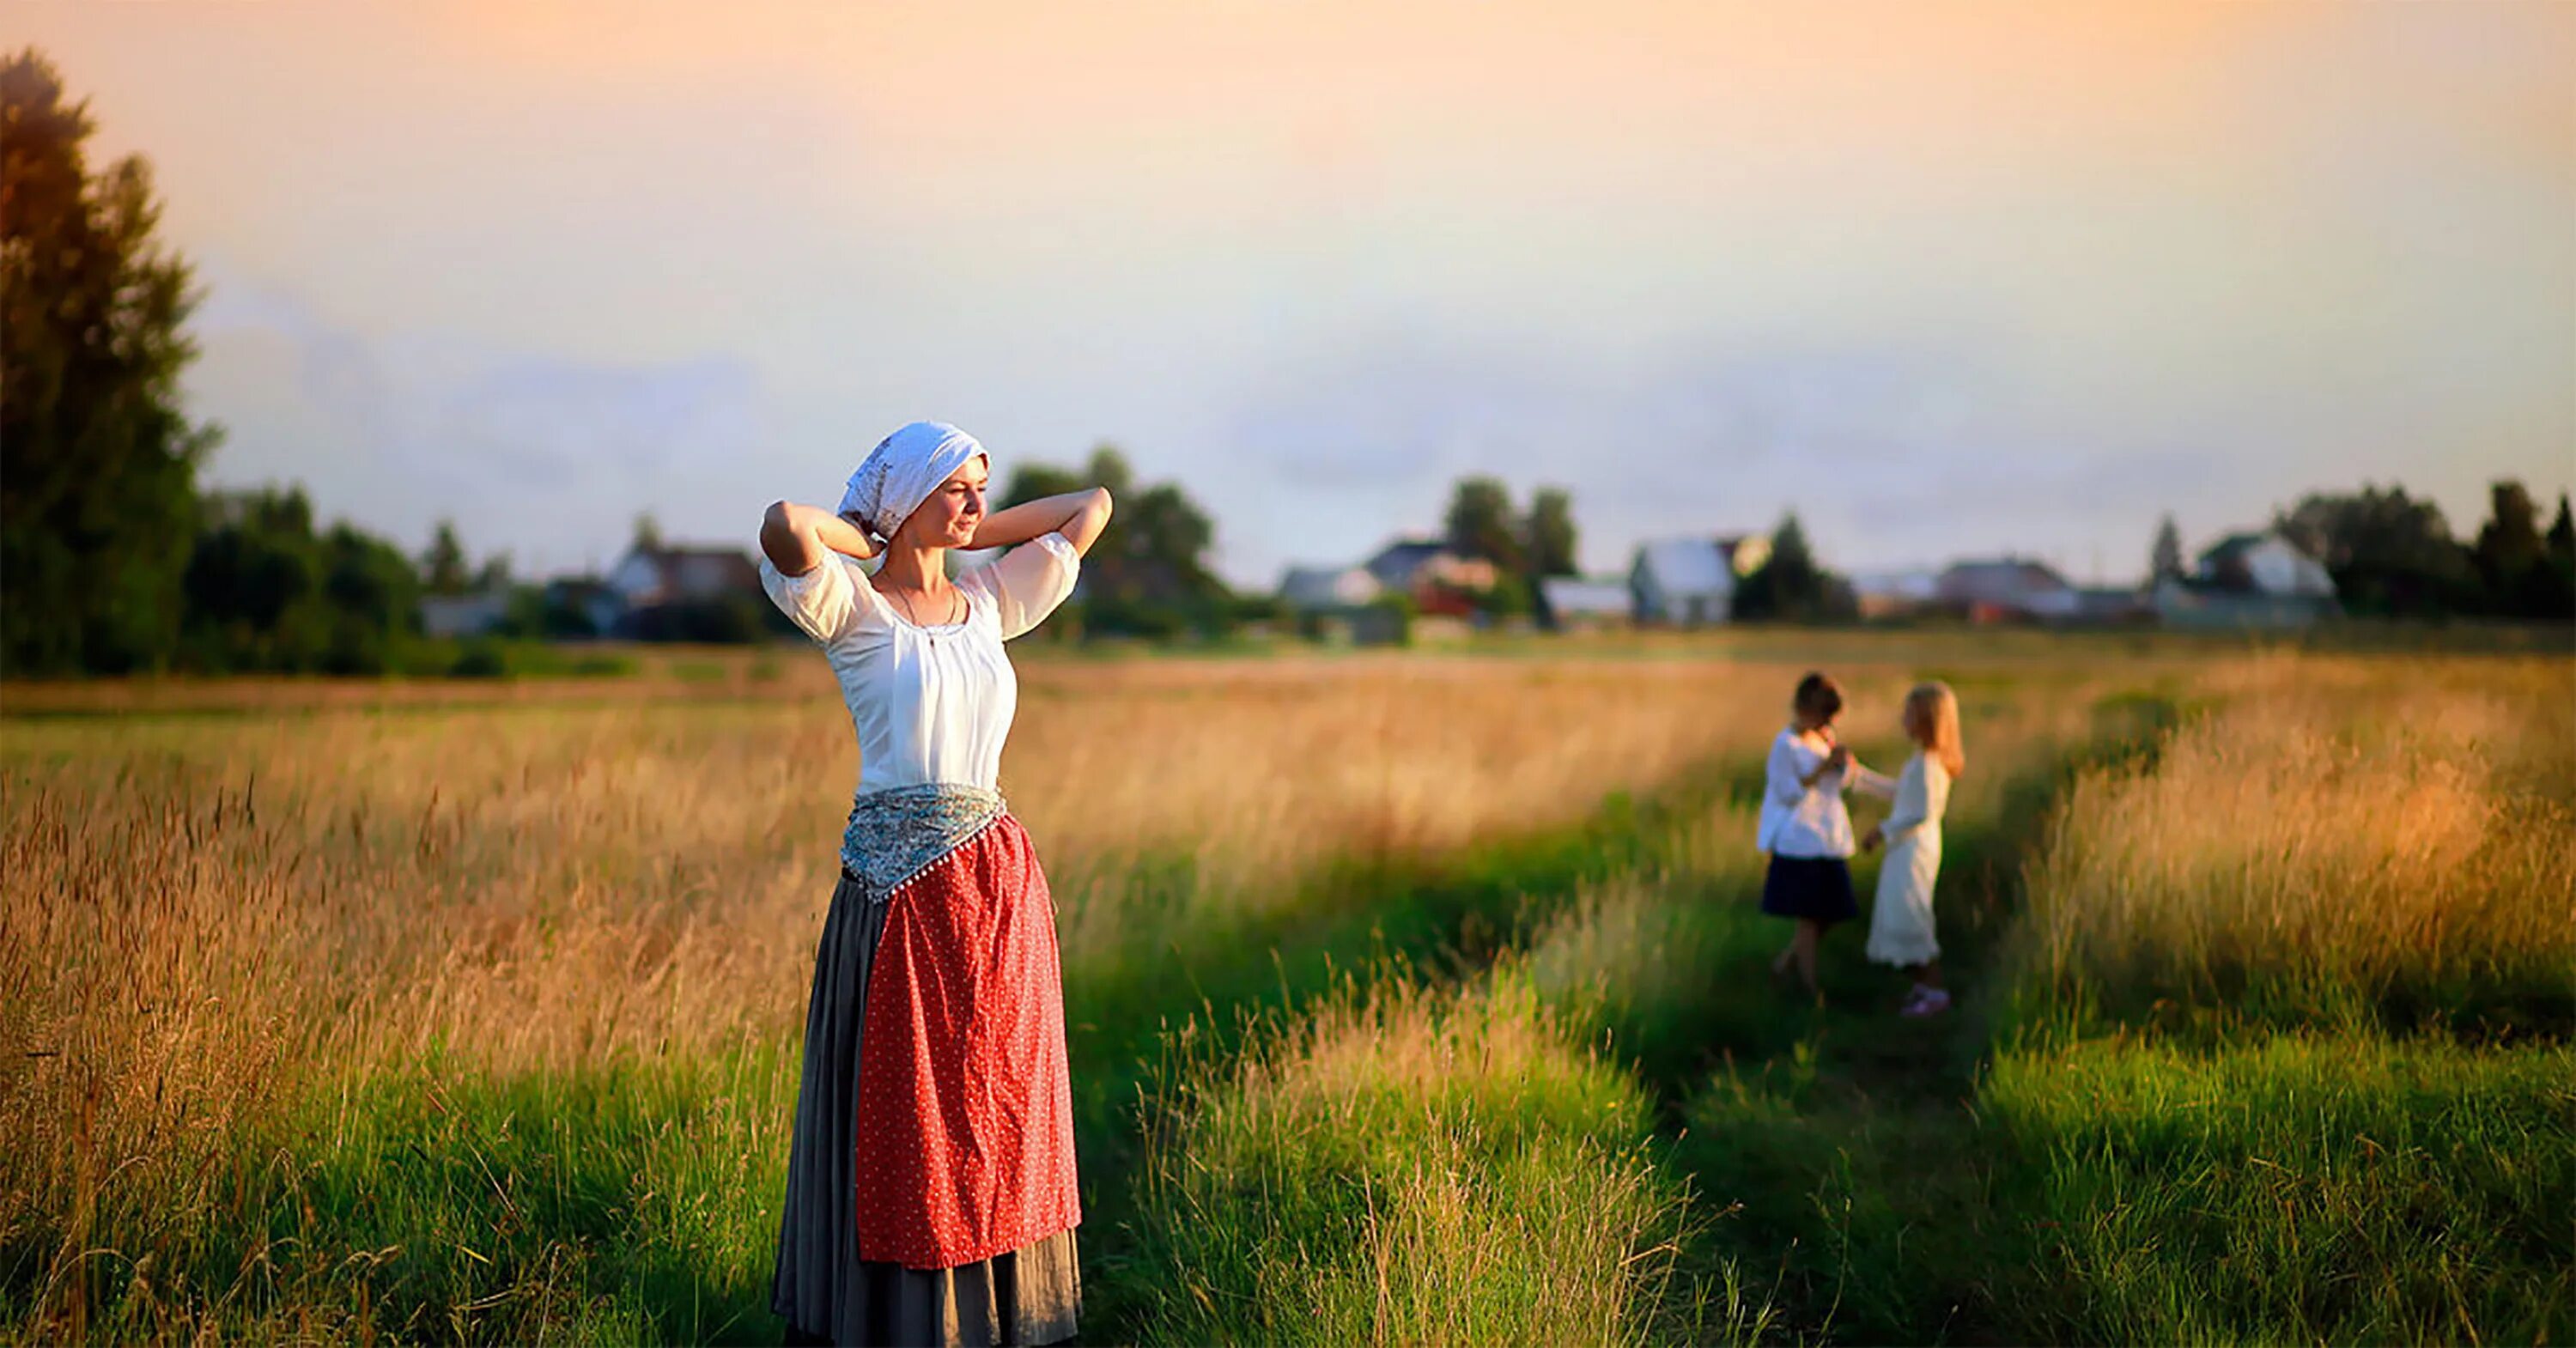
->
[[1988, 1034, 2576, 1345], [4, 1047, 794, 1345]]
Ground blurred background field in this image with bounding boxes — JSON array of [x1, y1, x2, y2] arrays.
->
[[5, 634, 2569, 1343]]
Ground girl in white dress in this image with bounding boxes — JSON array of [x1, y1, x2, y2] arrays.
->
[[1855, 682, 1965, 1017]]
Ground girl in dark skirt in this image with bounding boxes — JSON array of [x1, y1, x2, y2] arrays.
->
[[1756, 672, 1871, 997]]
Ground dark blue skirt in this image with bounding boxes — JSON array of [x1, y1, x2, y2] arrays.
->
[[1761, 855, 1858, 926]]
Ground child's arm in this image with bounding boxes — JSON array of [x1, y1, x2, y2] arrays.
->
[[1850, 762, 1898, 799]]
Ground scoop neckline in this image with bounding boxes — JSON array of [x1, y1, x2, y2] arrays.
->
[[869, 580, 976, 634]]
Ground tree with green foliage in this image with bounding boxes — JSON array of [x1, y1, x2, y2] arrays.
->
[[179, 488, 422, 674], [1443, 477, 1523, 575], [2545, 494, 2576, 618], [2150, 513, 2185, 584], [2471, 479, 2567, 618], [999, 442, 1230, 637], [1735, 512, 1857, 622], [2, 48, 219, 673], [1525, 487, 1579, 579], [2273, 485, 2480, 619], [423, 519, 471, 594], [315, 521, 426, 672]]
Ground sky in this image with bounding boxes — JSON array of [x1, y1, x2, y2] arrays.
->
[[12, 3, 2574, 586]]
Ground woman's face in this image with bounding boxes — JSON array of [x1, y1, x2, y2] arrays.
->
[[899, 457, 988, 549]]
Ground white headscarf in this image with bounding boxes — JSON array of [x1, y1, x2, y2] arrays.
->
[[837, 422, 987, 543]]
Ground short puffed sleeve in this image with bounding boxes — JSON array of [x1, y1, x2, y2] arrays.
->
[[758, 555, 876, 645], [960, 531, 1081, 641]]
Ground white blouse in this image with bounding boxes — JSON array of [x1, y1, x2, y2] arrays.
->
[[758, 532, 1080, 796], [1757, 726, 1861, 859]]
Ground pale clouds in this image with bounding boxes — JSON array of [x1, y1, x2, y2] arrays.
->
[[190, 266, 763, 573]]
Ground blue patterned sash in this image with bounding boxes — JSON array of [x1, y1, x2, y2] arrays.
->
[[841, 783, 1008, 901]]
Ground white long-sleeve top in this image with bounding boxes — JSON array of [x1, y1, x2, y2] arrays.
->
[[1853, 750, 1952, 965], [1757, 726, 1861, 859], [758, 531, 1080, 796]]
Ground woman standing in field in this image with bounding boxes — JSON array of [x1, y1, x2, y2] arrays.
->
[[756, 421, 1110, 1347]]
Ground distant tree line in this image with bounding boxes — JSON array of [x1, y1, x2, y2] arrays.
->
[[995, 445, 1242, 640], [2145, 483, 2573, 621], [2269, 483, 2573, 621]]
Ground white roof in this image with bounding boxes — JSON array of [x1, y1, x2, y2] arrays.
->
[[1635, 538, 1732, 595]]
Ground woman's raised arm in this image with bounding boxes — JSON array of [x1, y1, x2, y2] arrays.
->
[[966, 488, 1114, 558], [761, 501, 878, 576]]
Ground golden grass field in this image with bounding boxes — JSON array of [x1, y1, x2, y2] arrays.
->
[[3, 635, 2569, 1344]]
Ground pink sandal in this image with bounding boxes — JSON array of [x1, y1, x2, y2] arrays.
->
[[1900, 987, 1951, 1017]]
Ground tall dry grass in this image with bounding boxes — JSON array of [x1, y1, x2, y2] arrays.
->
[[2016, 653, 2576, 1029], [0, 654, 1904, 1335]]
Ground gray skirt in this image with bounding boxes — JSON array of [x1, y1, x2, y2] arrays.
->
[[773, 871, 1082, 1346]]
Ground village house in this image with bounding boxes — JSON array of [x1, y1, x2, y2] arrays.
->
[[1934, 556, 2079, 622], [609, 542, 762, 611], [2196, 531, 2337, 598], [603, 541, 766, 638], [1630, 533, 1769, 625], [1362, 537, 1500, 617], [2154, 529, 2339, 628]]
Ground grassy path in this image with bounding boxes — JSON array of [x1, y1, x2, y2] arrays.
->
[[1091, 682, 2190, 1345], [1528, 697, 2169, 1344], [1097, 690, 2184, 1339]]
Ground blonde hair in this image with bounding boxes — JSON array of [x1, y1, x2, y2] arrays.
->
[[1905, 681, 1966, 779]]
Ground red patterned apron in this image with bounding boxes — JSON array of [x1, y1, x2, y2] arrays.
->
[[852, 812, 1082, 1268]]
